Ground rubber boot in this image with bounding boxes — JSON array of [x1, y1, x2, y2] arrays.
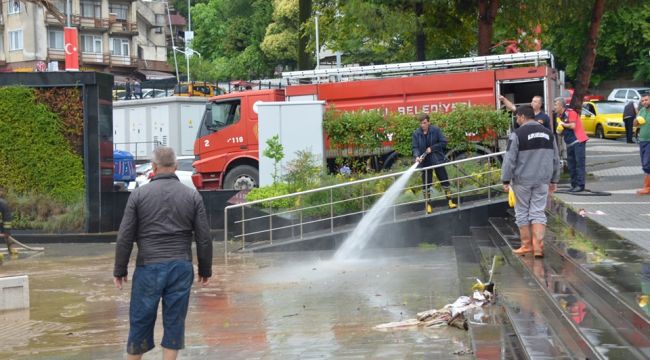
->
[[445, 188, 457, 209], [637, 175, 650, 195], [531, 223, 545, 258], [513, 226, 533, 255], [5, 235, 15, 255], [425, 188, 433, 214]]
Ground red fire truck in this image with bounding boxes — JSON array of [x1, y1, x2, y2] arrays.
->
[[192, 51, 560, 190]]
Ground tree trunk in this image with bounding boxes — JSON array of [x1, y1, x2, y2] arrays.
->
[[298, 0, 312, 70], [414, 1, 425, 61], [477, 0, 499, 56], [570, 0, 606, 111]]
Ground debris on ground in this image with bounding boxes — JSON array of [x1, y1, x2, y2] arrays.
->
[[375, 256, 498, 332], [374, 288, 494, 331]]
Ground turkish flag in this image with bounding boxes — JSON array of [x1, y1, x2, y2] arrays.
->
[[64, 27, 79, 71]]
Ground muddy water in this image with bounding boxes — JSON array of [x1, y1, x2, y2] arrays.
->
[[0, 244, 471, 359]]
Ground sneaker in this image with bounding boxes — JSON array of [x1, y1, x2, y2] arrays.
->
[[569, 186, 584, 193]]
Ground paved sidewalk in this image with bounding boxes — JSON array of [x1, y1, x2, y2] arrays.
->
[[553, 137, 650, 251]]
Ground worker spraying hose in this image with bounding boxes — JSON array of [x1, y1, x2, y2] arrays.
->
[[412, 113, 457, 213]]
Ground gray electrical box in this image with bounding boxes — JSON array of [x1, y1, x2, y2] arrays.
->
[[257, 101, 326, 187]]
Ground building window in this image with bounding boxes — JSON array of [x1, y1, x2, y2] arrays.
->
[[110, 38, 129, 56], [48, 30, 64, 49], [8, 0, 21, 14], [81, 34, 102, 53], [9, 30, 23, 50], [109, 4, 128, 21], [81, 1, 101, 18], [155, 14, 165, 26]]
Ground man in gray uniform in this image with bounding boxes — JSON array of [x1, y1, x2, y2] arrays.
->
[[501, 105, 560, 258], [114, 146, 212, 360]]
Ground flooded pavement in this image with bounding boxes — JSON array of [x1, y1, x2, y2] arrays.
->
[[0, 244, 472, 359]]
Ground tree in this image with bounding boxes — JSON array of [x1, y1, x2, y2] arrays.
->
[[298, 0, 312, 69], [191, 0, 275, 80], [260, 0, 299, 70], [477, 0, 499, 55], [308, 1, 475, 65], [570, 0, 606, 110]]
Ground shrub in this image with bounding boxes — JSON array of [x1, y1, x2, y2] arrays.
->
[[324, 105, 511, 159], [5, 192, 85, 232], [0, 87, 84, 203]]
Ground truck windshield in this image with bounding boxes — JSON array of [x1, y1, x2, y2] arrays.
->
[[206, 100, 241, 130]]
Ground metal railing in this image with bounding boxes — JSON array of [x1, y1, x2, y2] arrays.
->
[[224, 152, 506, 255]]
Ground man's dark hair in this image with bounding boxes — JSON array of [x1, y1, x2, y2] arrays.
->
[[515, 104, 535, 120], [416, 113, 429, 122]]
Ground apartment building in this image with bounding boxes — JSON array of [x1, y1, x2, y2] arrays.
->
[[0, 0, 175, 80]]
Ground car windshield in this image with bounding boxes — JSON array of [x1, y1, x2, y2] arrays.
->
[[136, 163, 152, 173], [596, 102, 624, 114]]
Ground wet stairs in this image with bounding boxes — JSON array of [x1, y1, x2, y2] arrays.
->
[[456, 216, 650, 359]]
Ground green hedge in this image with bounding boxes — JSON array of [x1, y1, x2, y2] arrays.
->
[[0, 87, 84, 203], [325, 105, 511, 157]]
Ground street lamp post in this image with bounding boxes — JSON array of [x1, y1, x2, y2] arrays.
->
[[186, 0, 191, 83], [164, 0, 180, 82], [314, 12, 320, 69]]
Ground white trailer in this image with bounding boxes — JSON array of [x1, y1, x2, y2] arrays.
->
[[113, 97, 207, 159]]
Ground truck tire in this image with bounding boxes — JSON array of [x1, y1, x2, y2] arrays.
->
[[223, 165, 259, 190]]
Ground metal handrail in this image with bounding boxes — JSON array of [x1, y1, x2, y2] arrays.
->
[[224, 151, 505, 255]]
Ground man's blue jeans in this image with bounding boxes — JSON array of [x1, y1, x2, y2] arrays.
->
[[567, 141, 586, 188], [127, 260, 193, 355]]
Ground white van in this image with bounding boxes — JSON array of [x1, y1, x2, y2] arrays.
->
[[607, 87, 650, 105]]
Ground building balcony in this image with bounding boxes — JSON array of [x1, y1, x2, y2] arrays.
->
[[48, 48, 65, 61], [74, 15, 109, 31], [110, 55, 137, 68], [46, 12, 68, 25], [109, 20, 138, 35], [81, 52, 109, 64], [137, 59, 171, 72]]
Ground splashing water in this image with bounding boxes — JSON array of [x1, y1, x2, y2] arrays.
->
[[334, 163, 419, 261]]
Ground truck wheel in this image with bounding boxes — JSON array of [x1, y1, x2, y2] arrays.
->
[[596, 124, 605, 139], [223, 165, 259, 190]]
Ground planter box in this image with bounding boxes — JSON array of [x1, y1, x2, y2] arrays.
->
[[0, 275, 29, 311]]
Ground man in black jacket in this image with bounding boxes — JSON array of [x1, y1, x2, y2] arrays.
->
[[623, 101, 637, 144], [412, 113, 457, 212], [114, 146, 212, 360]]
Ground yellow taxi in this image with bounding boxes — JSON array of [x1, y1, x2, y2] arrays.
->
[[174, 82, 224, 97], [581, 100, 626, 139]]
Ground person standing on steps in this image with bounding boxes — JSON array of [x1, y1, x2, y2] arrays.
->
[[114, 147, 213, 360], [635, 93, 650, 195], [412, 113, 457, 213], [554, 97, 588, 192], [501, 105, 560, 258]]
